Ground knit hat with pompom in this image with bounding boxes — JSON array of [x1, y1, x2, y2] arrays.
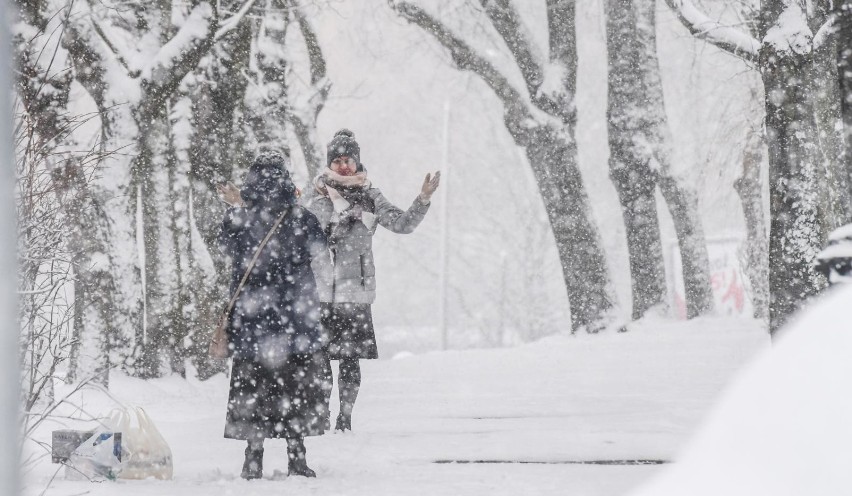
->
[[326, 129, 361, 168]]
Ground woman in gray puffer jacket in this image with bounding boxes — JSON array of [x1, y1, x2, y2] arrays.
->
[[307, 129, 440, 432]]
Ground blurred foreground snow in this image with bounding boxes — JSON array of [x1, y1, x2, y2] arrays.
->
[[632, 285, 852, 496]]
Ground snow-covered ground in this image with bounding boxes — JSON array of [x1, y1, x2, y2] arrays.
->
[[24, 316, 768, 496]]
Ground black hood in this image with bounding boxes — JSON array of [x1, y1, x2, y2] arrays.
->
[[242, 150, 297, 210]]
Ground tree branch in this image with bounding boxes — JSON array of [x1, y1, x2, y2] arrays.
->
[[813, 14, 838, 50], [663, 0, 760, 62], [286, 0, 330, 178], [545, 0, 577, 123], [141, 1, 219, 112], [480, 0, 574, 123], [291, 0, 327, 86], [479, 0, 543, 94], [63, 3, 122, 112], [392, 1, 535, 141], [215, 0, 259, 41], [547, 0, 576, 74], [88, 18, 136, 76]]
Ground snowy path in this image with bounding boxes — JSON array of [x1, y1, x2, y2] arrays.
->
[[25, 317, 768, 496]]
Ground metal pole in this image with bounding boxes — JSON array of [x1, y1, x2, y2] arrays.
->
[[439, 99, 450, 350], [499, 251, 507, 346], [0, 0, 21, 492]]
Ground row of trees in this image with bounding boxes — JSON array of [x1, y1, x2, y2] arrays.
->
[[393, 0, 852, 334], [393, 0, 715, 332], [15, 0, 330, 386], [664, 0, 852, 333], [14, 0, 852, 395]]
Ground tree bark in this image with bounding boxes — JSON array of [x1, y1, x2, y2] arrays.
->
[[837, 0, 852, 188], [186, 21, 253, 378], [606, 0, 713, 319], [525, 126, 616, 331], [287, 0, 330, 181], [636, 0, 714, 319], [760, 42, 828, 334], [246, 0, 290, 151], [734, 130, 769, 321], [134, 107, 171, 378], [812, 36, 852, 226], [605, 0, 667, 319]]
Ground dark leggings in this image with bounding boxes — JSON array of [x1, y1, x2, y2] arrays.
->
[[323, 357, 361, 417], [247, 436, 306, 460]]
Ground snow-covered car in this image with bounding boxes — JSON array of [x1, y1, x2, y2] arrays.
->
[[814, 223, 852, 284]]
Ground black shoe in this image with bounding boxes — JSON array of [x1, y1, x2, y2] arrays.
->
[[241, 447, 263, 480], [288, 458, 317, 478], [334, 413, 351, 432]]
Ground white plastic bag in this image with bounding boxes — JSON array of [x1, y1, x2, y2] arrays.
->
[[66, 431, 122, 481], [106, 407, 174, 480]]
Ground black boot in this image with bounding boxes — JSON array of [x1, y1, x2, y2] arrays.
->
[[241, 445, 263, 480], [334, 412, 351, 432], [287, 437, 316, 478]]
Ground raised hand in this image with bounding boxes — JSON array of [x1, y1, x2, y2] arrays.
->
[[216, 181, 245, 207], [419, 171, 441, 203]]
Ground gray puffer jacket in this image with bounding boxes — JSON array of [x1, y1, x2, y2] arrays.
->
[[307, 187, 430, 304]]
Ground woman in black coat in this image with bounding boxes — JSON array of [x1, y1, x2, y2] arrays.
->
[[218, 150, 330, 480]]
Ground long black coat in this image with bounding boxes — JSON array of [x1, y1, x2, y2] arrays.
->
[[220, 205, 328, 359], [219, 175, 330, 440]]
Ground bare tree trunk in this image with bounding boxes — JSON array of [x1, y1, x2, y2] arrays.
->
[[605, 0, 666, 319], [166, 99, 194, 377], [605, 0, 713, 319], [640, 0, 714, 319], [656, 174, 714, 317], [734, 130, 769, 321], [179, 5, 259, 379], [191, 16, 253, 193], [55, 166, 121, 385], [837, 0, 852, 185], [287, 0, 330, 181], [760, 42, 828, 334], [246, 0, 290, 150], [638, 0, 715, 318], [813, 37, 852, 226], [525, 126, 616, 332], [132, 107, 172, 378]]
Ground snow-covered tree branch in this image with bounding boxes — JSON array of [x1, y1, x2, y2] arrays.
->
[[393, 2, 537, 141], [663, 0, 760, 62]]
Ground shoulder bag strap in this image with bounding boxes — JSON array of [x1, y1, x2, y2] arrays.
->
[[223, 208, 289, 316]]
